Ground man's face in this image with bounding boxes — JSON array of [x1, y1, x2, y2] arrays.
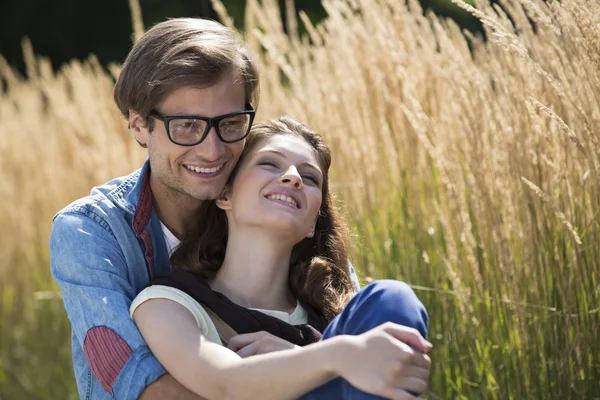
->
[[130, 72, 247, 206]]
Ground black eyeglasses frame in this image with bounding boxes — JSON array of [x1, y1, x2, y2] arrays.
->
[[148, 107, 256, 146]]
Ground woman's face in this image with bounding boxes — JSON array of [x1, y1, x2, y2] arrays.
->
[[220, 134, 324, 242]]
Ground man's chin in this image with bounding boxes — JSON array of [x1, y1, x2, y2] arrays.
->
[[180, 175, 228, 202], [188, 187, 225, 202]]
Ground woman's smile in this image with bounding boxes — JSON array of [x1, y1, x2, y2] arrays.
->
[[264, 190, 302, 209]]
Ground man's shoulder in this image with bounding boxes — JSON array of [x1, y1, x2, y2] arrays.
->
[[54, 193, 114, 223], [54, 167, 144, 223]]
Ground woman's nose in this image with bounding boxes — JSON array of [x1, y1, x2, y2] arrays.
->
[[279, 166, 303, 189]]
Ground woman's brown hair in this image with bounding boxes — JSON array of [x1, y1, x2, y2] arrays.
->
[[170, 116, 355, 322]]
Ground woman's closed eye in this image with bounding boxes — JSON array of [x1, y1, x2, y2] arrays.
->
[[301, 174, 319, 185], [258, 160, 279, 168], [258, 159, 320, 186]]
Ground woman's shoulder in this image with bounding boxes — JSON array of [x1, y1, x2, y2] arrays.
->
[[130, 285, 223, 344], [130, 285, 199, 319]]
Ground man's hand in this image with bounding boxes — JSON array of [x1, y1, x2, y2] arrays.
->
[[139, 373, 204, 399], [227, 331, 300, 358]]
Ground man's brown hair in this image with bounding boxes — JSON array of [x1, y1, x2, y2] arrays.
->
[[114, 18, 259, 131]]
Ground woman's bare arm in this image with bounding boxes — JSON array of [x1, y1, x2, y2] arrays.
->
[[133, 298, 343, 400], [133, 298, 431, 400]]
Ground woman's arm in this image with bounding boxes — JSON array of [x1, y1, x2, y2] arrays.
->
[[133, 298, 430, 400], [133, 298, 340, 399]]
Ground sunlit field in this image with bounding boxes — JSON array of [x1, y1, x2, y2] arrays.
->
[[1, 0, 598, 398]]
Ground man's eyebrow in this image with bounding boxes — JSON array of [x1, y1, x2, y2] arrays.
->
[[256, 149, 322, 175], [157, 111, 203, 117]]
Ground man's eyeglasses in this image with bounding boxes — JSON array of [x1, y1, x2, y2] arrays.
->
[[149, 108, 256, 146]]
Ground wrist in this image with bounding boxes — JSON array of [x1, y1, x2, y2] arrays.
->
[[321, 335, 355, 378]]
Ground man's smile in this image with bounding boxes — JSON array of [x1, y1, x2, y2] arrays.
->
[[183, 162, 226, 176]]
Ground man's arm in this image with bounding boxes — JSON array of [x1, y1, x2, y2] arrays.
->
[[140, 374, 202, 399], [50, 211, 198, 399]]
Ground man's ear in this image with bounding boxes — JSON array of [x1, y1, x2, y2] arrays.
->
[[215, 186, 233, 211], [129, 110, 149, 148]]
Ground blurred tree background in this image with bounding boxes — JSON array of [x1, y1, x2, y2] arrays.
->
[[0, 0, 479, 74]]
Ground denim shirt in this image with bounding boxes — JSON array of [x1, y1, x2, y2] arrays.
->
[[50, 160, 170, 399], [50, 159, 362, 399]]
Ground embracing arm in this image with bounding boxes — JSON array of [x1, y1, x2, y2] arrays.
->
[[133, 298, 341, 400], [133, 298, 432, 400], [139, 374, 200, 399], [50, 212, 198, 399]]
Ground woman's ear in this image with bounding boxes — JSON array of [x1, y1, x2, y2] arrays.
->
[[215, 186, 233, 211], [306, 217, 318, 239], [129, 110, 149, 148]]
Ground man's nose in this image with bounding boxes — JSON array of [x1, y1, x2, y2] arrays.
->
[[194, 127, 225, 161], [279, 166, 303, 189]]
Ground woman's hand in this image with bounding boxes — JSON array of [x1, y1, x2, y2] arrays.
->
[[227, 331, 300, 358], [334, 322, 432, 399]]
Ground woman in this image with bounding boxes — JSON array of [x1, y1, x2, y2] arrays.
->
[[130, 117, 431, 399]]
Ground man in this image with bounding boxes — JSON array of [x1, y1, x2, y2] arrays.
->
[[50, 17, 361, 399]]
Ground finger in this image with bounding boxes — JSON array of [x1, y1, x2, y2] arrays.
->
[[395, 377, 427, 397], [381, 323, 432, 352], [227, 332, 266, 351], [380, 386, 418, 400], [408, 352, 431, 370], [236, 342, 259, 358], [400, 365, 430, 381]]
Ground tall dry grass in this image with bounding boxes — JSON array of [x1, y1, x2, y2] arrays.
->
[[0, 0, 598, 398]]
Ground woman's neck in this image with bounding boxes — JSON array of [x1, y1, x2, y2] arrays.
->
[[210, 228, 297, 313]]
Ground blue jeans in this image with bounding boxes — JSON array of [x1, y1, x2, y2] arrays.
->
[[300, 280, 429, 400]]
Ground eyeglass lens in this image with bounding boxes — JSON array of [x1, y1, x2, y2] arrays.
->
[[169, 114, 251, 144]]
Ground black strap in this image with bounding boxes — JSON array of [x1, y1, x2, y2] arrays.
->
[[149, 271, 327, 346]]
